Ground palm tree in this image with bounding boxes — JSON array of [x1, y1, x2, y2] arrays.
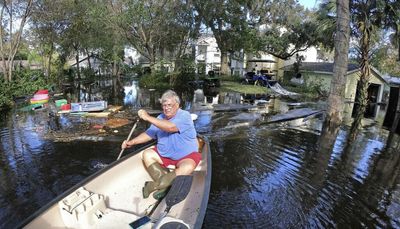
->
[[349, 0, 384, 138]]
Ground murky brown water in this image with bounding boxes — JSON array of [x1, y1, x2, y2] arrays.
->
[[0, 79, 399, 228]]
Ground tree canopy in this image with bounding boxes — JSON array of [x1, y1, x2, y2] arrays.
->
[[0, 0, 398, 83]]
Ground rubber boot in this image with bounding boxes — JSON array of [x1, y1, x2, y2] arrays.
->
[[152, 171, 176, 199], [142, 163, 169, 198]]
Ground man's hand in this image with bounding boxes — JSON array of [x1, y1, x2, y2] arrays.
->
[[121, 140, 133, 149], [138, 109, 150, 121]]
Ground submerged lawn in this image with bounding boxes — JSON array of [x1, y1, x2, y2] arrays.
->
[[219, 81, 271, 94]]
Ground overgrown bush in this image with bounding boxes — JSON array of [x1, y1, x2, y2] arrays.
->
[[81, 68, 96, 81], [282, 82, 327, 101], [139, 71, 170, 89], [0, 70, 49, 110], [139, 70, 196, 90], [0, 81, 13, 109]]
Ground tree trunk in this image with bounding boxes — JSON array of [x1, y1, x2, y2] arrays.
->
[[0, 0, 33, 82], [323, 0, 350, 127], [46, 44, 54, 79], [246, 53, 254, 72], [75, 53, 81, 81], [220, 51, 229, 75], [87, 53, 92, 70], [350, 19, 372, 139], [112, 61, 119, 77], [85, 48, 92, 70]]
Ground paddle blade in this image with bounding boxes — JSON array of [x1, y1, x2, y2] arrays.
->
[[165, 175, 193, 209], [129, 216, 151, 229]]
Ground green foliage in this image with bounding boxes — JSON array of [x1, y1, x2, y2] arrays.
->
[[0, 81, 13, 110], [281, 69, 327, 100], [282, 78, 327, 100], [114, 0, 198, 67], [175, 54, 197, 74], [10, 70, 49, 95], [138, 69, 197, 90], [292, 54, 305, 74], [0, 70, 49, 110], [371, 45, 400, 76], [139, 72, 170, 90], [282, 70, 295, 83], [219, 81, 269, 94], [81, 68, 96, 81]]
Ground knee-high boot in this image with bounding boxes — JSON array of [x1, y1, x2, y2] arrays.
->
[[142, 163, 169, 198], [152, 171, 177, 200]]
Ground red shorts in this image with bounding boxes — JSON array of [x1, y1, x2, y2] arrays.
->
[[153, 146, 202, 168]]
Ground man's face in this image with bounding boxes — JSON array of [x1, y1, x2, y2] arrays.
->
[[162, 98, 179, 119]]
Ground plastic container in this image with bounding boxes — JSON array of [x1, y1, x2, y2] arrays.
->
[[55, 99, 68, 107], [35, 89, 49, 95], [61, 103, 71, 111], [33, 94, 49, 100]]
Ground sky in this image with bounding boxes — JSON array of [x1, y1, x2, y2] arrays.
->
[[298, 0, 318, 9]]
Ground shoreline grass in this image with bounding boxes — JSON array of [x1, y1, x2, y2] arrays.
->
[[219, 81, 271, 94]]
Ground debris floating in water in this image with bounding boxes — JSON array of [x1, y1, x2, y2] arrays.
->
[[90, 161, 108, 170]]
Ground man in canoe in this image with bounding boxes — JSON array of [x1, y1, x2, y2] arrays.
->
[[121, 90, 201, 199]]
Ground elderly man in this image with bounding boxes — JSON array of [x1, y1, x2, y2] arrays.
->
[[121, 90, 200, 199]]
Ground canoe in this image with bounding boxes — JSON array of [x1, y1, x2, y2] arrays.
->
[[20, 135, 211, 229], [30, 98, 49, 104], [30, 93, 49, 104]]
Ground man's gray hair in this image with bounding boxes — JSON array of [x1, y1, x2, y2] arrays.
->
[[160, 90, 180, 104]]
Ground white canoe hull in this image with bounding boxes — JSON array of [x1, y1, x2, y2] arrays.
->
[[22, 136, 211, 229]]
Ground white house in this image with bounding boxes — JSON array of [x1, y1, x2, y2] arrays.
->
[[283, 46, 334, 66], [69, 53, 110, 75], [124, 47, 142, 66], [194, 34, 221, 75]]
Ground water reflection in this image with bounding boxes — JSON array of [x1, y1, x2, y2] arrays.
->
[[123, 80, 139, 106], [204, 120, 400, 228]]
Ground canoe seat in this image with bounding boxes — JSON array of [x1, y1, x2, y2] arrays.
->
[[166, 138, 206, 172], [58, 187, 107, 228], [58, 187, 144, 228], [166, 157, 205, 172]]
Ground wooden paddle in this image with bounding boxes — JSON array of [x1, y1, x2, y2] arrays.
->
[[117, 118, 140, 160], [129, 175, 193, 228]]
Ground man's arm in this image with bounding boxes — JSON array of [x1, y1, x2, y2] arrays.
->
[[122, 132, 153, 149], [138, 109, 178, 133]]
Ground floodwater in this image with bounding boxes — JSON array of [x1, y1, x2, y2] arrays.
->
[[0, 79, 400, 228]]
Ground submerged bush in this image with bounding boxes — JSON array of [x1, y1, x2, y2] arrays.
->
[[0, 70, 49, 111], [139, 71, 195, 90]]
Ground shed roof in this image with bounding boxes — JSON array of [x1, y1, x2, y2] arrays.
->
[[247, 59, 276, 63], [282, 62, 388, 84], [282, 62, 359, 73], [385, 76, 400, 85]]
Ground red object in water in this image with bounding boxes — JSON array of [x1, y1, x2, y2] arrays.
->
[[92, 124, 104, 129], [61, 104, 71, 111], [35, 89, 49, 95]]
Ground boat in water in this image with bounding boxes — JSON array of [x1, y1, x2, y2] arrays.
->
[[21, 136, 211, 229]]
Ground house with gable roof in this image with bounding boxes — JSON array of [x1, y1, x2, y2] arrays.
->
[[194, 34, 222, 75]]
